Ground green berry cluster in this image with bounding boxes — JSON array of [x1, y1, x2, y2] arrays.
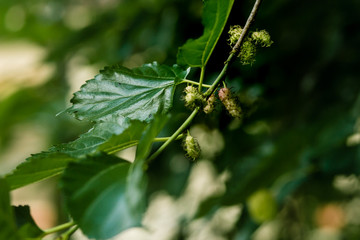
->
[[252, 30, 273, 47], [228, 25, 273, 65]]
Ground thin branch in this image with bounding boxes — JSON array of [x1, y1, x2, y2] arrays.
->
[[205, 0, 263, 97]]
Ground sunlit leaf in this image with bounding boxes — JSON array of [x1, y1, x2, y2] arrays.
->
[[67, 62, 190, 122], [177, 0, 234, 67]]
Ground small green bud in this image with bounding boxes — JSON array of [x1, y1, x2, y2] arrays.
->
[[183, 132, 201, 160], [184, 85, 206, 109], [218, 88, 242, 118], [251, 30, 273, 47], [203, 94, 216, 114]]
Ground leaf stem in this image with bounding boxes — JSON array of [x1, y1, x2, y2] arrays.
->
[[148, 108, 199, 163], [198, 67, 206, 91], [41, 221, 76, 237], [180, 79, 211, 88]]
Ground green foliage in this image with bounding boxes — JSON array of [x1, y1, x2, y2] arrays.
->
[[177, 0, 234, 67], [1, 0, 359, 239]]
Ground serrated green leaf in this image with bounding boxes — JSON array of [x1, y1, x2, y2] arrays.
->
[[13, 206, 43, 238], [0, 178, 22, 240], [177, 0, 234, 67], [66, 62, 190, 122], [61, 154, 133, 239], [5, 152, 76, 190]]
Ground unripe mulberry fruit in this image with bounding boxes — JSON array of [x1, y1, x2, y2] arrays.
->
[[183, 132, 201, 160], [251, 30, 273, 47], [239, 40, 256, 65], [218, 88, 242, 118], [228, 25, 243, 46], [203, 94, 216, 114], [184, 85, 206, 109]]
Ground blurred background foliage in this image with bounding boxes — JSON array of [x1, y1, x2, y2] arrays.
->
[[0, 0, 360, 239]]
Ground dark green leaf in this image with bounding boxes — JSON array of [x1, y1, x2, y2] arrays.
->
[[0, 179, 21, 240], [61, 154, 133, 239], [13, 206, 43, 238], [177, 0, 234, 67], [5, 152, 76, 190], [67, 62, 190, 122]]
